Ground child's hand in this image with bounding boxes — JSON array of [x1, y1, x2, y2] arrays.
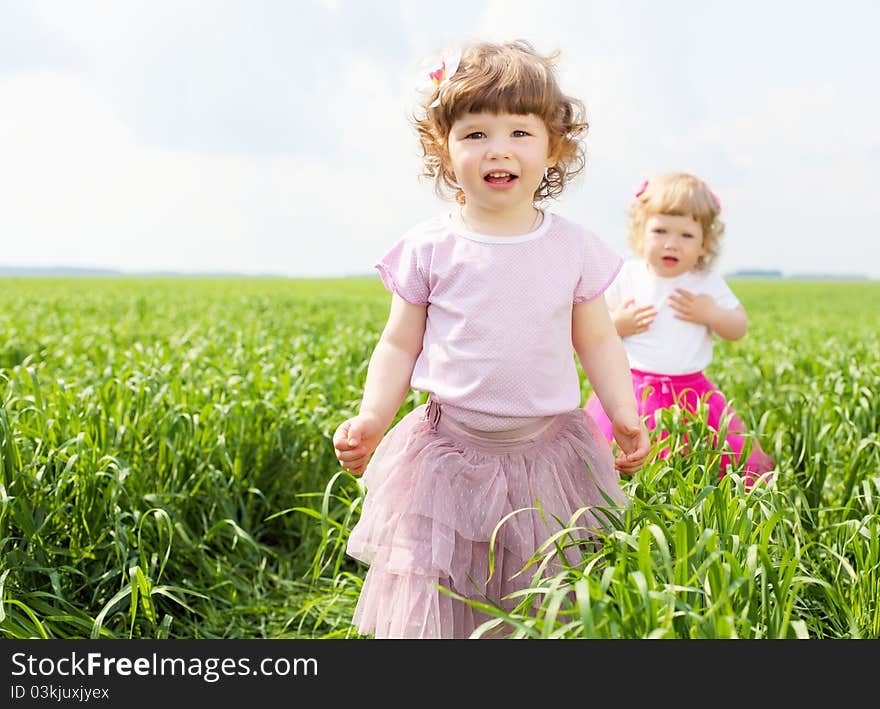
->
[[668, 289, 717, 326], [610, 413, 650, 476], [332, 411, 385, 475], [612, 299, 657, 337]]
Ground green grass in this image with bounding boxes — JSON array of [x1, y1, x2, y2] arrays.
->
[[0, 277, 877, 638]]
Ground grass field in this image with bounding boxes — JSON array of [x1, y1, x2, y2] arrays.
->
[[0, 276, 878, 639]]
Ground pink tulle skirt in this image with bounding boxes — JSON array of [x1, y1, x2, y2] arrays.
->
[[584, 368, 775, 485], [346, 398, 626, 639]]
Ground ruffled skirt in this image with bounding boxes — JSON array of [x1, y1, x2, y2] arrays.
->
[[584, 368, 775, 486], [346, 398, 626, 639]]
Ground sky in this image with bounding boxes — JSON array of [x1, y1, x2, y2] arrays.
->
[[1, 0, 878, 278]]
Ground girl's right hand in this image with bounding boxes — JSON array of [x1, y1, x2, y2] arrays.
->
[[332, 411, 385, 475], [610, 412, 650, 476], [612, 299, 657, 337]]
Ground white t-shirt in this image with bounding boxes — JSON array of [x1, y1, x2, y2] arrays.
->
[[376, 212, 622, 419], [604, 259, 741, 375]]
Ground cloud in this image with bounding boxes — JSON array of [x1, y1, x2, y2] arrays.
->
[[0, 53, 433, 276], [0, 1, 877, 277]]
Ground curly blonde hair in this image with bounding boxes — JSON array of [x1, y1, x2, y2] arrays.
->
[[413, 40, 587, 205], [628, 172, 725, 270]]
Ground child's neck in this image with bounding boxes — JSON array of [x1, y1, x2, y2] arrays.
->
[[458, 204, 542, 236]]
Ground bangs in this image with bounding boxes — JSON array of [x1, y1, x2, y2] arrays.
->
[[447, 67, 557, 121], [651, 179, 716, 222], [433, 44, 563, 128]]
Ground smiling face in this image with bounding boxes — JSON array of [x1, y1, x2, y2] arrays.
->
[[446, 111, 555, 230], [642, 213, 707, 277]]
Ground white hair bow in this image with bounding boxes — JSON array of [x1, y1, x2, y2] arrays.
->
[[416, 47, 461, 109]]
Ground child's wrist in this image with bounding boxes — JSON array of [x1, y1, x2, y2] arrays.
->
[[357, 407, 391, 432], [609, 404, 639, 425]]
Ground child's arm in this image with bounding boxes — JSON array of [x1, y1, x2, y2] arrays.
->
[[333, 294, 427, 474], [668, 288, 748, 341], [573, 298, 650, 475]]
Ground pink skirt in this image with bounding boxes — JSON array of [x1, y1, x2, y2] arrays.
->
[[346, 398, 626, 639], [584, 368, 774, 485]]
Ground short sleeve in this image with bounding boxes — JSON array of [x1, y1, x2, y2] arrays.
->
[[601, 264, 626, 311], [573, 231, 624, 304], [708, 272, 741, 310], [375, 237, 430, 305]]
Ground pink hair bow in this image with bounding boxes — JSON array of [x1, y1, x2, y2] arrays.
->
[[710, 191, 721, 211], [634, 179, 649, 198]]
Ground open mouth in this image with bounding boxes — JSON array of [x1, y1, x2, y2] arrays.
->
[[662, 256, 679, 264], [484, 171, 517, 184]]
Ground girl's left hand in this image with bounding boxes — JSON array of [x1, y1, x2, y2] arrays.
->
[[610, 414, 650, 476], [668, 289, 717, 326]]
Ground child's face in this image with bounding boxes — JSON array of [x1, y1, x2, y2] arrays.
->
[[446, 111, 554, 218], [642, 213, 707, 277]]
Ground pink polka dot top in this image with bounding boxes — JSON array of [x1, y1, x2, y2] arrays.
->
[[376, 211, 622, 419]]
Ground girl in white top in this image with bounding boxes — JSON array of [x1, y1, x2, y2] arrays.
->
[[332, 40, 650, 639], [584, 172, 774, 486]]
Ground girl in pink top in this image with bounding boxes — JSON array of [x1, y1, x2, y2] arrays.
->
[[332, 40, 650, 639], [584, 172, 775, 487]]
